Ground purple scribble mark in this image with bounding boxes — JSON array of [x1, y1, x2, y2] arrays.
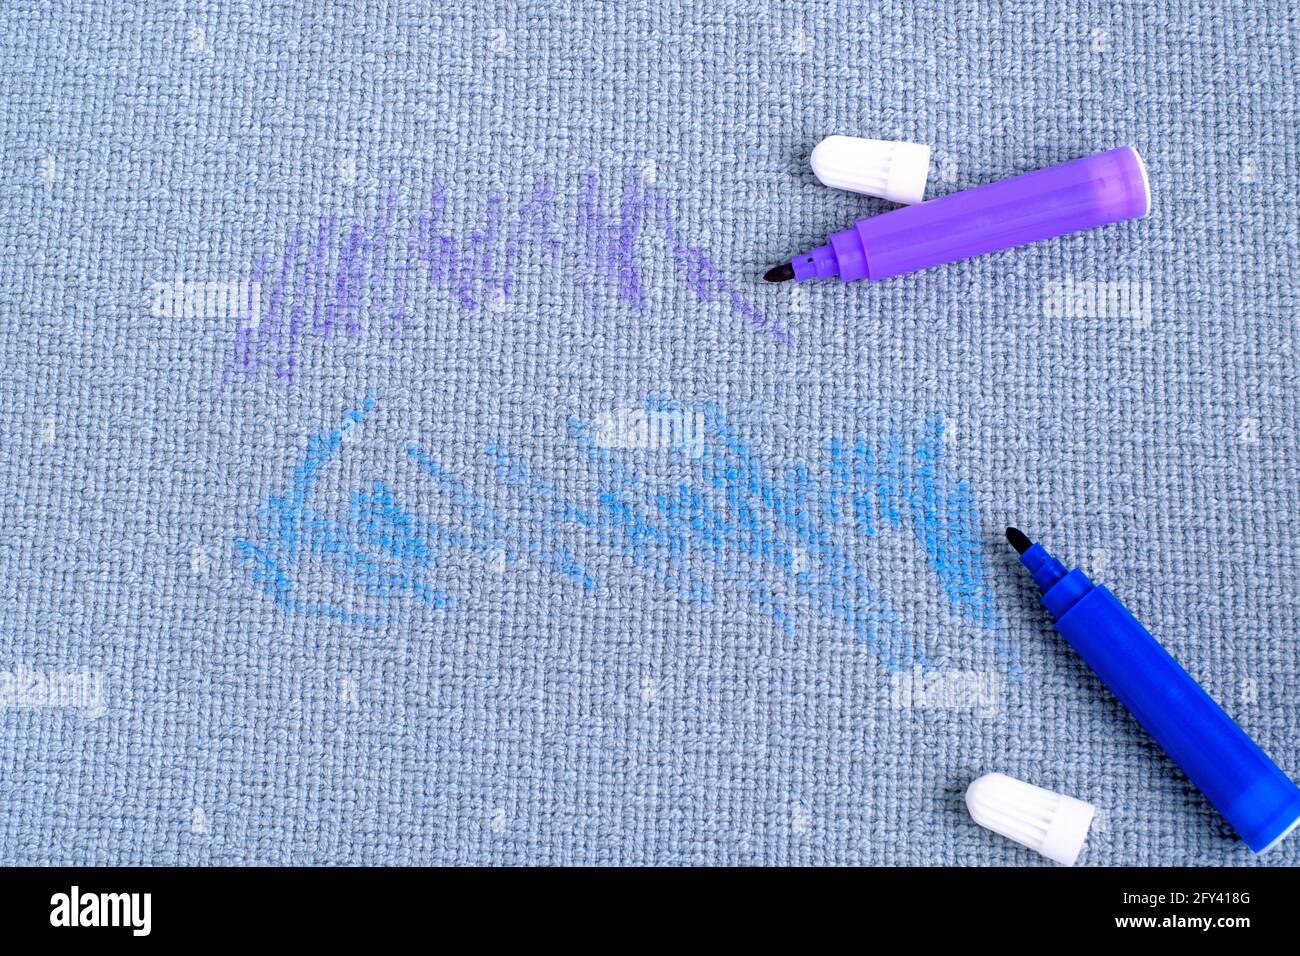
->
[[329, 222, 364, 337], [503, 186, 564, 300], [389, 228, 416, 338], [281, 218, 333, 379], [262, 230, 302, 370], [221, 170, 785, 391], [309, 214, 339, 337], [646, 189, 789, 345], [578, 170, 648, 311], [576, 171, 789, 344], [465, 194, 503, 310], [360, 191, 398, 336]]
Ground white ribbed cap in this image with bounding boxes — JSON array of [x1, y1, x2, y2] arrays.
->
[[965, 772, 1097, 866], [809, 136, 931, 204]]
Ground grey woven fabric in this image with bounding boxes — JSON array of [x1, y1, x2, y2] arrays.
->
[[1, 0, 1297, 865]]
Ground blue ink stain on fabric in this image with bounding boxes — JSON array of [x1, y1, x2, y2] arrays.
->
[[239, 396, 1014, 677], [407, 443, 595, 592], [236, 395, 454, 623]]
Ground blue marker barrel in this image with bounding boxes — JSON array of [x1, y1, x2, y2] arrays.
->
[[1018, 540, 1300, 853]]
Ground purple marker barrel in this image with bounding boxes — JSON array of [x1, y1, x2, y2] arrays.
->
[[787, 146, 1150, 282]]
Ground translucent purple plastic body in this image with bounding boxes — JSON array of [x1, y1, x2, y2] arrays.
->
[[791, 146, 1150, 282]]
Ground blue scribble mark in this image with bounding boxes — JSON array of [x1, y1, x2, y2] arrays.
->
[[235, 396, 453, 624], [690, 405, 1012, 673], [483, 436, 714, 605], [411, 398, 1009, 674], [406, 444, 596, 592], [238, 396, 1014, 678], [480, 400, 1013, 675]]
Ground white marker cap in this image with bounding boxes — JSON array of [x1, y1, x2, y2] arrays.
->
[[810, 136, 931, 204], [965, 772, 1097, 866]]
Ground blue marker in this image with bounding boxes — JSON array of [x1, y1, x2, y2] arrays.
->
[[1007, 527, 1300, 853]]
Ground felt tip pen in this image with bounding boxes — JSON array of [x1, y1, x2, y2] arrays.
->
[[764, 146, 1151, 283], [1006, 527, 1300, 853]]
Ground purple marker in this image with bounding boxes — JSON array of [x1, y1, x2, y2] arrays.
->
[[764, 146, 1150, 283]]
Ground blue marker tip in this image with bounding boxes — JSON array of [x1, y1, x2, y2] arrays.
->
[[1010, 528, 1300, 853]]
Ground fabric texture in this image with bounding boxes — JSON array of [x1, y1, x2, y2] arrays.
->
[[1, 0, 1297, 865]]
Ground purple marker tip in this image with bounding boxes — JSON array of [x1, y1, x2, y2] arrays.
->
[[768, 146, 1151, 283]]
